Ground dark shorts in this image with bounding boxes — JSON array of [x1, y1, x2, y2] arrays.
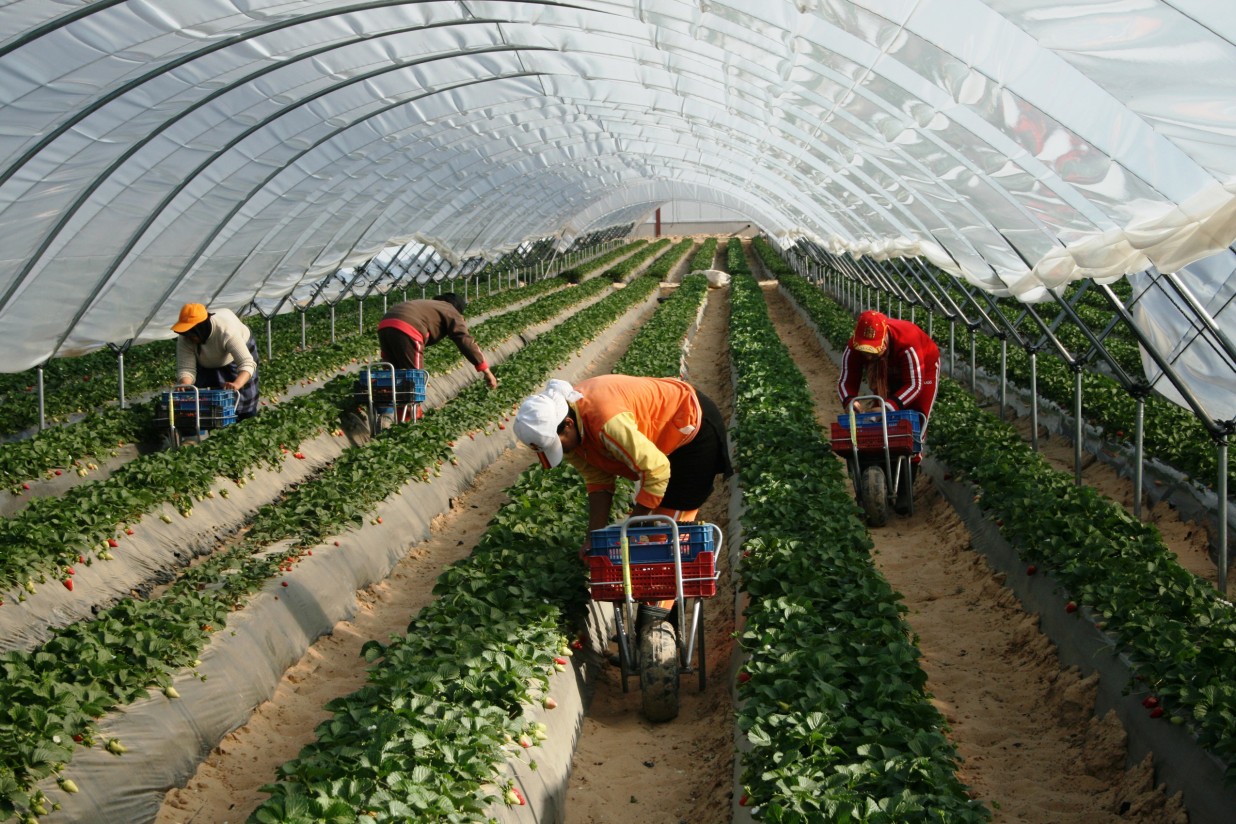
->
[[196, 336, 260, 419], [662, 390, 733, 512], [378, 326, 424, 370]]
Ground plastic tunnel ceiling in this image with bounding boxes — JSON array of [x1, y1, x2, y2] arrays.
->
[[0, 1, 1233, 422]]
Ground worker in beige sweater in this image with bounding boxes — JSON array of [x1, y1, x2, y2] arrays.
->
[[171, 303, 259, 419]]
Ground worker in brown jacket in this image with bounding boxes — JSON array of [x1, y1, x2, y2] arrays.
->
[[376, 293, 498, 390]]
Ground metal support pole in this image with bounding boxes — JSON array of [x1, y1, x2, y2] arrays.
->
[[37, 365, 46, 431], [949, 321, 956, 376], [1073, 369, 1084, 484], [1219, 438, 1229, 594], [117, 351, 126, 410], [358, 300, 364, 334], [266, 317, 272, 361], [1029, 352, 1039, 452], [999, 339, 1007, 420], [383, 294, 388, 313], [1134, 397, 1145, 519], [969, 328, 977, 394], [330, 305, 336, 344], [301, 312, 306, 350]]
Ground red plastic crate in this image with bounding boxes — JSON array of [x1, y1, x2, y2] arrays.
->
[[830, 421, 917, 454], [587, 551, 718, 601]]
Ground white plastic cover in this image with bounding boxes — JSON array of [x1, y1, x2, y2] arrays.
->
[[0, 1, 1233, 420]]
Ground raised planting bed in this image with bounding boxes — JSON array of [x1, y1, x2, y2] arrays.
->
[[725, 262, 988, 821]]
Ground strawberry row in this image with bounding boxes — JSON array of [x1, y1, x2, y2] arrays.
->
[[727, 241, 988, 821]]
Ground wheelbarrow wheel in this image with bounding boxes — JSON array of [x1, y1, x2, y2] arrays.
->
[[894, 459, 914, 516], [860, 465, 889, 527], [695, 603, 707, 693], [639, 622, 679, 722]]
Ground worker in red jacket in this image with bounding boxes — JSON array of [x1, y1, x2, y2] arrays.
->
[[837, 310, 941, 424]]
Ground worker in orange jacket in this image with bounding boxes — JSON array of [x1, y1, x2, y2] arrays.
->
[[513, 375, 733, 632]]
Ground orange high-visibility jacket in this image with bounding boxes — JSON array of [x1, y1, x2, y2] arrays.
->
[[564, 375, 702, 509]]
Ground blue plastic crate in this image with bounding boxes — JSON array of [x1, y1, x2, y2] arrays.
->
[[588, 523, 714, 565], [164, 389, 236, 413], [354, 368, 427, 405], [158, 390, 238, 432], [835, 409, 923, 436]]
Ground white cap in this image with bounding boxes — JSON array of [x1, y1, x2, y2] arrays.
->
[[514, 380, 577, 468]]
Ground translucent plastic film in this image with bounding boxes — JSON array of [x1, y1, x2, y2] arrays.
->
[[0, 0, 1232, 421]]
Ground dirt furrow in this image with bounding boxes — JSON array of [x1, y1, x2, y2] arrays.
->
[[565, 280, 736, 824]]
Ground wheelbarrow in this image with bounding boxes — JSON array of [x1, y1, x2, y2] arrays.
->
[[154, 386, 239, 449], [830, 395, 926, 527], [352, 362, 427, 437], [586, 515, 722, 722]]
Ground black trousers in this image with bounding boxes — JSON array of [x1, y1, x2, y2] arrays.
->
[[661, 390, 733, 512]]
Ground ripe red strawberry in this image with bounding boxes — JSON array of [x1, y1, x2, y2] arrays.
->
[[65, 566, 75, 575], [1026, 565, 1037, 575], [79, 555, 86, 563], [1142, 696, 1159, 709], [737, 670, 751, 684], [1065, 601, 1078, 613], [294, 452, 306, 459], [22, 483, 29, 490], [107, 538, 119, 548], [125, 528, 134, 535], [63, 579, 74, 592], [1150, 707, 1165, 718], [281, 581, 289, 587], [739, 794, 750, 806], [54, 469, 62, 476], [554, 656, 568, 666]]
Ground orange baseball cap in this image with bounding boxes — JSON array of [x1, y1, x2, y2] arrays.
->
[[171, 303, 208, 333], [849, 310, 888, 355]]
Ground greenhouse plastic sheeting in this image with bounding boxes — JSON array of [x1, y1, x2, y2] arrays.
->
[[0, 1, 1234, 417]]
